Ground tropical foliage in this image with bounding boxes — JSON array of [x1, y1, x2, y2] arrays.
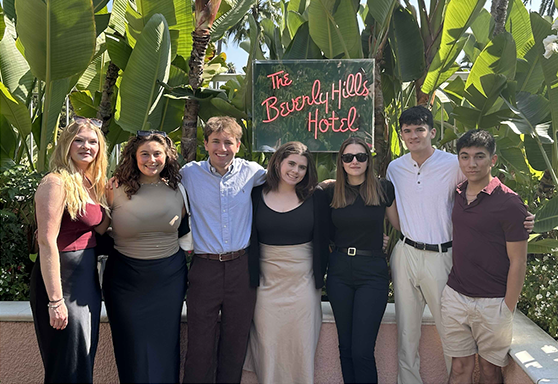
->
[[0, 0, 556, 335]]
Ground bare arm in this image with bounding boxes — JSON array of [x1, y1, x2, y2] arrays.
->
[[504, 240, 528, 311], [35, 174, 68, 330], [94, 210, 111, 234], [385, 199, 400, 231]]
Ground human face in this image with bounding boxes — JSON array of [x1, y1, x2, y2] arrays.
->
[[70, 127, 99, 171], [279, 154, 308, 187], [342, 143, 368, 185], [458, 146, 497, 186], [136, 140, 167, 183], [400, 123, 436, 154], [204, 131, 241, 175]]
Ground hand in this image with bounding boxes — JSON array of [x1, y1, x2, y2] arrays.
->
[[523, 212, 535, 233], [504, 297, 516, 313], [382, 233, 389, 251], [318, 179, 335, 189], [49, 302, 68, 330], [106, 177, 119, 190]]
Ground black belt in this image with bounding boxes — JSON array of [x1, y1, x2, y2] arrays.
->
[[195, 249, 245, 261], [335, 247, 383, 257], [400, 234, 452, 252]]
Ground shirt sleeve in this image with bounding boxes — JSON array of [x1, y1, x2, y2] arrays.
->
[[381, 179, 395, 207], [500, 194, 529, 242], [252, 162, 267, 186]]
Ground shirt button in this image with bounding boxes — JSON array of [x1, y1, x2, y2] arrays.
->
[[414, 164, 416, 167], [224, 225, 227, 228], [225, 240, 228, 243], [418, 172, 420, 175], [223, 209, 226, 212], [418, 181, 421, 184]]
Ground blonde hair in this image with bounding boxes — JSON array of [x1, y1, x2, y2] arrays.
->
[[49, 120, 108, 219]]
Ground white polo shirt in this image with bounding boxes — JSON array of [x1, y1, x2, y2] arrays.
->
[[387, 149, 465, 244]]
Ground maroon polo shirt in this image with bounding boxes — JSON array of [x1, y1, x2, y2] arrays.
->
[[447, 177, 528, 298]]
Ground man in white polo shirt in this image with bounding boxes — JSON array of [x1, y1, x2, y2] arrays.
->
[[387, 106, 533, 384]]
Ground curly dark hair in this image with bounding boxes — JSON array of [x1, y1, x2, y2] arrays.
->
[[114, 133, 181, 199]]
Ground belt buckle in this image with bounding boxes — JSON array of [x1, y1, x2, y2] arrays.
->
[[348, 247, 357, 256], [219, 253, 225, 262], [416, 242, 426, 250]]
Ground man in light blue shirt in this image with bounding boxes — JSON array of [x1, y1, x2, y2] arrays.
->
[[180, 116, 266, 383]]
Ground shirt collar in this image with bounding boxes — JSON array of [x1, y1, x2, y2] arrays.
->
[[456, 176, 501, 195], [206, 158, 238, 176]]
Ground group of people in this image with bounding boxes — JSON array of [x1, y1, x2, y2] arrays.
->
[[30, 107, 532, 384]]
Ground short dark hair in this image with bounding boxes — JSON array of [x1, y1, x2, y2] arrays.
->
[[264, 141, 317, 201], [399, 105, 433, 130], [456, 129, 496, 156], [203, 116, 243, 142]]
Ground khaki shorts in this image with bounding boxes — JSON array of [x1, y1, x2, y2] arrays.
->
[[440, 285, 514, 367]]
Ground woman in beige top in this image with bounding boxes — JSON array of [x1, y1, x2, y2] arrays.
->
[[103, 131, 187, 383]]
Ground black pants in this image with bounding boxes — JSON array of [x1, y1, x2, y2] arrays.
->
[[326, 250, 389, 384]]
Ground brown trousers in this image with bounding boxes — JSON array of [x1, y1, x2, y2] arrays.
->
[[183, 253, 256, 383]]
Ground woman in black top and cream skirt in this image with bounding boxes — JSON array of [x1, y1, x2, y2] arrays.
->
[[325, 136, 400, 384], [244, 142, 329, 384]]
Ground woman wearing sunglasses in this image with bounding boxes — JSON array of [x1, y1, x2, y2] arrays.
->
[[30, 117, 109, 383], [103, 131, 188, 383], [244, 142, 330, 384], [325, 136, 400, 383]]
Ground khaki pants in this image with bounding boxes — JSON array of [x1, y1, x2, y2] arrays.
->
[[391, 240, 453, 384]]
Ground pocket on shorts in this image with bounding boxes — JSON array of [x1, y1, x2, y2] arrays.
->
[[500, 298, 514, 319]]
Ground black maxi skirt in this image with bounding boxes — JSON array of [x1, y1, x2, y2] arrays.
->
[[103, 248, 187, 384], [30, 248, 102, 383]]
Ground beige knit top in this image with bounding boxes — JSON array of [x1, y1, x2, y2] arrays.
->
[[111, 182, 183, 260]]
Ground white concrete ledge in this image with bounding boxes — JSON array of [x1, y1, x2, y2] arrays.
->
[[0, 301, 434, 324], [509, 311, 558, 384]]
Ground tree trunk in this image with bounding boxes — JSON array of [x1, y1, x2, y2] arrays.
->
[[181, 30, 211, 161], [97, 62, 120, 135], [491, 0, 510, 37], [373, 60, 389, 177]]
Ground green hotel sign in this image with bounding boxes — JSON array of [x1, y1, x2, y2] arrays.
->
[[252, 59, 375, 152]]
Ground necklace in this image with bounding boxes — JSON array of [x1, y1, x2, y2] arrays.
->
[[83, 175, 94, 190], [140, 180, 164, 186]]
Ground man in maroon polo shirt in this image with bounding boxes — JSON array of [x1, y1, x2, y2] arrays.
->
[[440, 130, 529, 384]]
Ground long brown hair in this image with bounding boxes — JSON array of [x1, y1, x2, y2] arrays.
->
[[331, 137, 386, 208], [264, 141, 318, 202], [114, 133, 181, 199]]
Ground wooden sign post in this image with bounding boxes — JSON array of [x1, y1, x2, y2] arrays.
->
[[252, 59, 375, 152]]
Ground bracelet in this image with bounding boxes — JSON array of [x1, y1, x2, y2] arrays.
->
[[47, 298, 65, 309], [49, 297, 63, 304]]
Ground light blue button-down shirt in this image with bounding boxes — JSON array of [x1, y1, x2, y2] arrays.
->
[[180, 158, 266, 254]]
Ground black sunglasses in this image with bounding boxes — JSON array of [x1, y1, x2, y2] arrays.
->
[[136, 130, 167, 137], [74, 116, 102, 128], [341, 153, 369, 163]]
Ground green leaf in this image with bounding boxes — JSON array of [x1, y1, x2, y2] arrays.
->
[[283, 22, 322, 59], [525, 134, 553, 171], [533, 195, 558, 233], [0, 34, 33, 103], [211, 0, 257, 42], [210, 96, 248, 120], [466, 32, 517, 95], [95, 13, 111, 37], [109, 0, 127, 36], [105, 119, 130, 153], [76, 39, 108, 94], [69, 91, 98, 117], [15, 0, 96, 81], [106, 33, 133, 70], [367, 0, 398, 29], [442, 76, 466, 104], [308, 0, 361, 59], [287, 10, 306, 38], [422, 0, 486, 94], [172, 0, 193, 59], [0, 4, 6, 40], [2, 0, 16, 23], [505, 0, 534, 58], [498, 146, 530, 174], [288, 0, 310, 14], [389, 6, 425, 82], [115, 13, 172, 133], [470, 8, 492, 48], [527, 238, 558, 254], [93, 0, 111, 13], [0, 82, 32, 137], [0, 114, 17, 162]]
